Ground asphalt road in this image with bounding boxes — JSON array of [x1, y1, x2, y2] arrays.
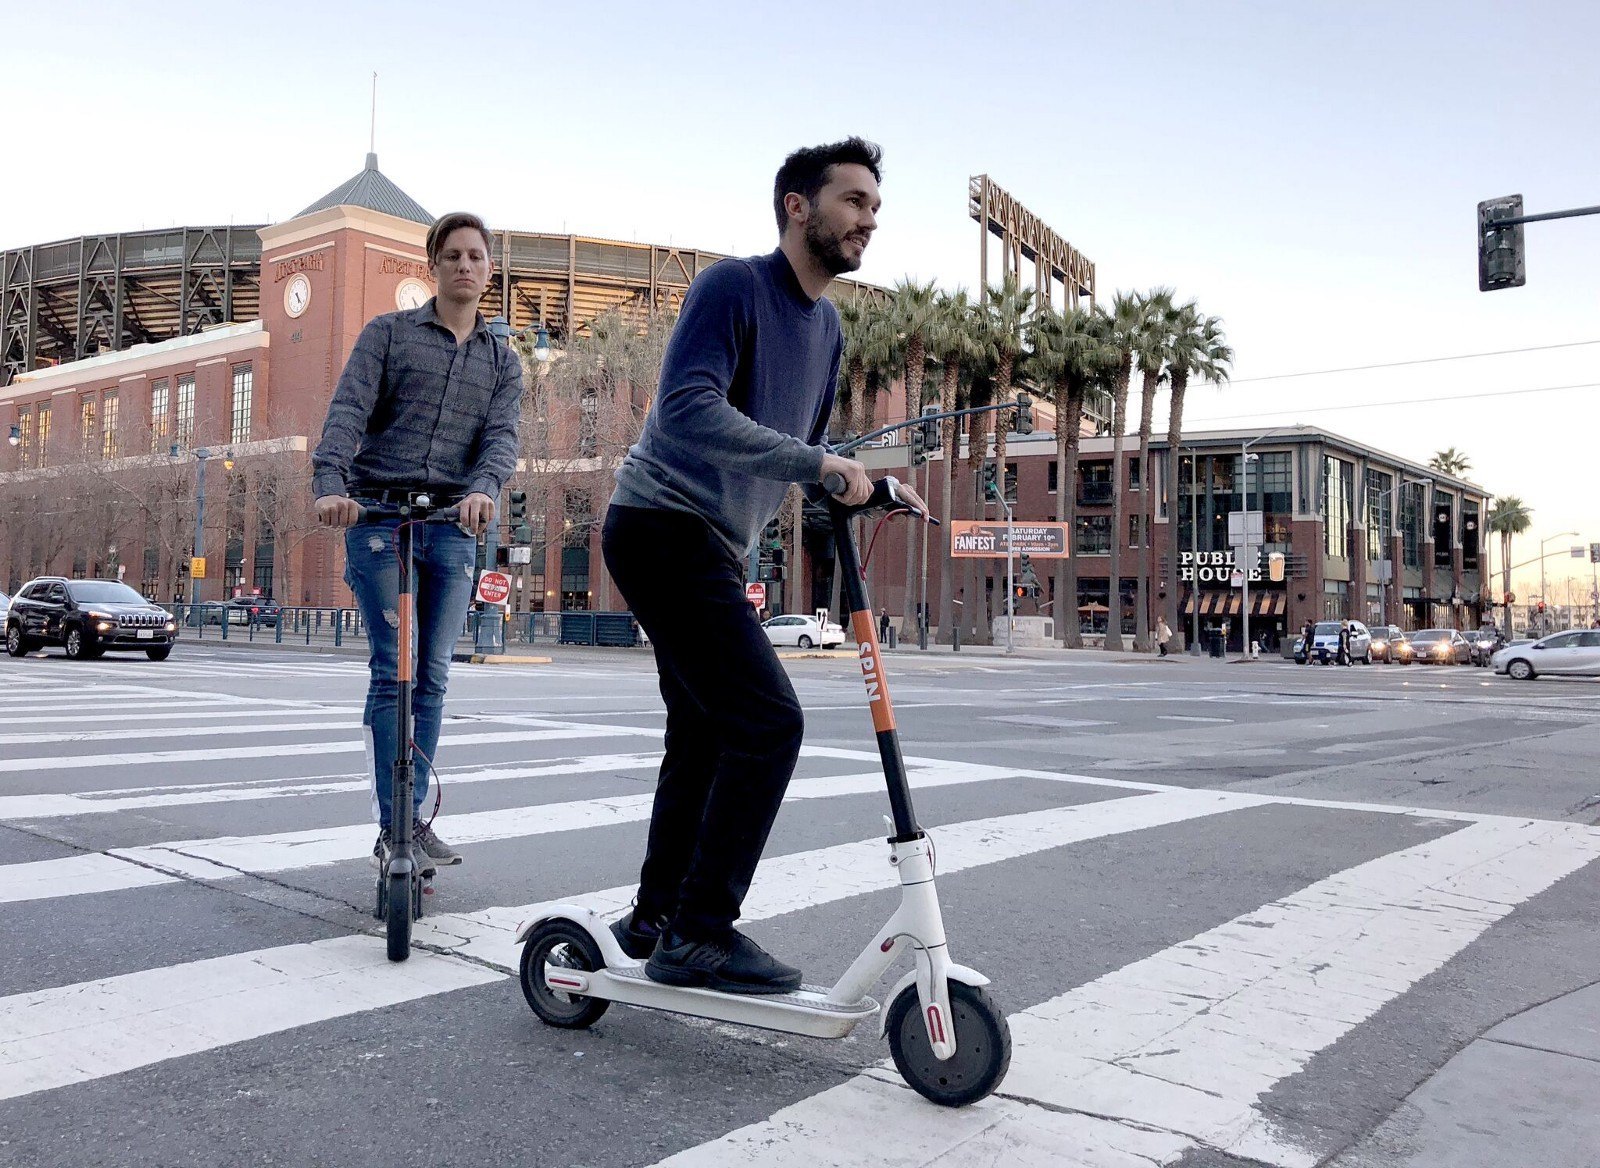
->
[[2, 640, 1598, 1167]]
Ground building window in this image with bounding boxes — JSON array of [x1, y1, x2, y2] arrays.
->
[[176, 374, 196, 447], [101, 390, 119, 459], [1400, 483, 1422, 568], [1128, 456, 1141, 490], [36, 404, 50, 466], [1129, 514, 1142, 548], [1075, 515, 1111, 556], [81, 395, 97, 452], [15, 408, 30, 465], [1002, 460, 1018, 506], [230, 364, 253, 445], [578, 388, 598, 457], [252, 534, 275, 597], [1323, 578, 1349, 621], [561, 491, 592, 610], [1047, 460, 1058, 493], [1078, 460, 1113, 506], [150, 379, 170, 453], [1364, 469, 1393, 561], [1322, 456, 1353, 558]]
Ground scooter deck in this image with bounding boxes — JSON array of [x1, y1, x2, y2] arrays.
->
[[553, 964, 879, 1040]]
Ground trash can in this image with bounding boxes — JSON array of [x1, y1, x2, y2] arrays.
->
[[1209, 629, 1225, 658]]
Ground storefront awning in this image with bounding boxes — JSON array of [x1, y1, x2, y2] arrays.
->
[[1181, 591, 1286, 617]]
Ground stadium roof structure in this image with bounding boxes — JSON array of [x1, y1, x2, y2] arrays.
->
[[295, 153, 431, 225]]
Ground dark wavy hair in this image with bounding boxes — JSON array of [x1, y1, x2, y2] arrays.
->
[[772, 137, 883, 233]]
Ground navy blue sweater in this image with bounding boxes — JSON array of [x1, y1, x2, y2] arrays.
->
[[610, 250, 840, 557]]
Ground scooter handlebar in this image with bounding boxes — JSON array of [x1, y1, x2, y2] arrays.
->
[[821, 474, 940, 525], [355, 500, 462, 523]]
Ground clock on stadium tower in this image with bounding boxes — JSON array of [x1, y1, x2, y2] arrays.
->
[[284, 273, 311, 318], [396, 278, 430, 310]]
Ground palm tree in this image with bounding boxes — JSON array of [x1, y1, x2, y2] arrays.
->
[[1129, 288, 1177, 651], [980, 276, 1034, 634], [1429, 447, 1473, 477], [891, 279, 939, 636], [1162, 309, 1232, 640], [1100, 291, 1144, 651], [926, 290, 982, 642], [1488, 495, 1533, 639], [1025, 302, 1114, 648]]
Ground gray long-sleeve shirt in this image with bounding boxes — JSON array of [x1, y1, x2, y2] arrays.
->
[[311, 300, 523, 501], [610, 250, 840, 557]]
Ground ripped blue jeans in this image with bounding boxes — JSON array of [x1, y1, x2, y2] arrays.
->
[[344, 519, 478, 825]]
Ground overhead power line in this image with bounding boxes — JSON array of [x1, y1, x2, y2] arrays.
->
[[1189, 380, 1600, 424], [1231, 339, 1600, 384]]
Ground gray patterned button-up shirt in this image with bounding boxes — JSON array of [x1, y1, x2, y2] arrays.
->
[[312, 299, 523, 500]]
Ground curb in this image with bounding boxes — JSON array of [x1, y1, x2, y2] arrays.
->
[[452, 653, 553, 665]]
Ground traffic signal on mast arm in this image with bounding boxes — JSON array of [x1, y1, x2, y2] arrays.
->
[[1477, 195, 1526, 292], [1014, 392, 1034, 435], [919, 404, 942, 451], [910, 427, 927, 466], [982, 460, 999, 500]]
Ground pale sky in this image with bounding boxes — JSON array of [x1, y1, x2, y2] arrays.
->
[[2, 0, 1595, 597]]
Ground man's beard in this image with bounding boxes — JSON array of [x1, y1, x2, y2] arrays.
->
[[803, 216, 861, 276]]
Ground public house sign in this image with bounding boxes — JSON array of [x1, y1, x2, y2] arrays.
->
[[1181, 549, 1269, 585]]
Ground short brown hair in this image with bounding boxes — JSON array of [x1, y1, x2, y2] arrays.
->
[[426, 212, 493, 266]]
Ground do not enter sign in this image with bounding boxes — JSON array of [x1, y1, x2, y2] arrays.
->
[[745, 582, 767, 608], [476, 570, 512, 605]]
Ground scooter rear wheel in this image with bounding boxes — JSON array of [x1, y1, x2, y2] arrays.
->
[[886, 981, 1011, 1107], [520, 919, 610, 1029]]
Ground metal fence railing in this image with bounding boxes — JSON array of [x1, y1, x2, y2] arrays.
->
[[161, 604, 642, 650]]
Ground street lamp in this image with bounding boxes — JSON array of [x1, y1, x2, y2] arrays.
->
[[1538, 530, 1579, 632], [488, 316, 552, 363], [7, 424, 18, 447]]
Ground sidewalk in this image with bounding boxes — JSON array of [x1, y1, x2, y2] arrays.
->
[[1330, 982, 1600, 1166]]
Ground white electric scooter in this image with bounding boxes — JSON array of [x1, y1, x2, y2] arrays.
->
[[514, 472, 1012, 1107]]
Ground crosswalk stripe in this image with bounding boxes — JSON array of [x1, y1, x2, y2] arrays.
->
[[0, 936, 501, 1103], [0, 702, 287, 725], [0, 752, 668, 820], [0, 787, 1259, 1103], [650, 816, 1600, 1168], [0, 757, 1048, 904], [0, 718, 366, 746], [0, 725, 645, 775]]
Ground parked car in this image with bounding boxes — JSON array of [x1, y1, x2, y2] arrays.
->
[[1405, 628, 1472, 665], [5, 577, 180, 660], [0, 590, 9, 628], [1306, 620, 1373, 664], [1493, 629, 1600, 680], [1368, 624, 1408, 664], [224, 596, 282, 626], [761, 614, 845, 650]]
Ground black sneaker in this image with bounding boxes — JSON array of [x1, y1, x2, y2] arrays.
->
[[370, 827, 436, 877], [645, 928, 802, 995], [609, 908, 666, 961]]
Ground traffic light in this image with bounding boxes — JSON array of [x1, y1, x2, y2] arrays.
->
[[909, 428, 927, 466], [763, 547, 786, 584], [981, 460, 999, 500], [1019, 553, 1041, 597], [508, 489, 532, 545], [1537, 601, 1546, 614], [919, 404, 941, 451], [1477, 195, 1526, 292], [1014, 392, 1034, 436]]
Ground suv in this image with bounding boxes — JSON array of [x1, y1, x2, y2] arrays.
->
[[1307, 620, 1373, 664], [223, 596, 282, 627], [6, 577, 179, 660]]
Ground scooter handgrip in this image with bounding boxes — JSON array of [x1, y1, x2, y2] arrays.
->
[[822, 472, 847, 496]]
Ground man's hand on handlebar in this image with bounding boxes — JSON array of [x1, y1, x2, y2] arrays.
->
[[820, 453, 872, 505], [457, 492, 495, 535], [891, 481, 931, 519], [315, 495, 363, 528]]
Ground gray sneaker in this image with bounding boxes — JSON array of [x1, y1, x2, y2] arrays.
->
[[412, 820, 462, 866], [371, 828, 437, 877]]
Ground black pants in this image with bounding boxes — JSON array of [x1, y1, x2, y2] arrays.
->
[[602, 505, 805, 941]]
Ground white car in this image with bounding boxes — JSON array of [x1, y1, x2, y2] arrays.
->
[[1493, 629, 1600, 680], [1307, 619, 1372, 664], [762, 614, 844, 650]]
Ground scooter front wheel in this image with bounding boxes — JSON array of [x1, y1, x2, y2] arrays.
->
[[386, 872, 412, 962], [885, 981, 1011, 1107], [520, 919, 610, 1029]]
